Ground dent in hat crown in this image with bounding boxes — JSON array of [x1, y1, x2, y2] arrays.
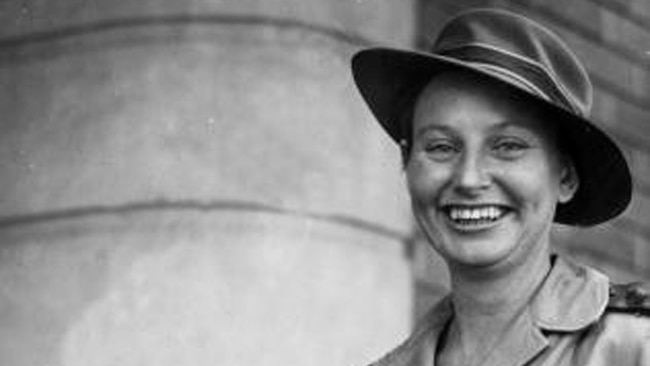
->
[[432, 9, 593, 120]]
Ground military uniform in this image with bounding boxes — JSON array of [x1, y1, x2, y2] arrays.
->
[[368, 256, 650, 366]]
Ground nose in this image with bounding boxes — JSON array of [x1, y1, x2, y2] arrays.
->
[[453, 151, 491, 194]]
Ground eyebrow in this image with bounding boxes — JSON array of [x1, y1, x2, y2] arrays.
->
[[489, 121, 536, 133], [415, 120, 538, 137], [491, 121, 550, 139], [413, 124, 455, 138]]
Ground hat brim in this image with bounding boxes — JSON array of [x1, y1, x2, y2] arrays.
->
[[352, 48, 632, 226]]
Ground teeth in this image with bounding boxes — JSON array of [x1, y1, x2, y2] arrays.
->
[[448, 206, 505, 222]]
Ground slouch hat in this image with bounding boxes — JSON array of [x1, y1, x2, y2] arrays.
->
[[351, 8, 632, 226]]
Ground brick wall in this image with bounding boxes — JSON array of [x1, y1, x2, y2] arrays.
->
[[412, 0, 650, 319]]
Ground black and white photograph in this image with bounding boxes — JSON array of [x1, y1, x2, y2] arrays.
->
[[0, 1, 648, 365]]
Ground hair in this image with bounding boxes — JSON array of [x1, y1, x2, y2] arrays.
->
[[395, 77, 432, 167], [398, 105, 414, 166]]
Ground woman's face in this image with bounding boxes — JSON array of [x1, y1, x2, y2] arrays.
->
[[406, 72, 577, 270]]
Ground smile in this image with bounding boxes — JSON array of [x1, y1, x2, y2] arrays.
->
[[443, 205, 510, 228]]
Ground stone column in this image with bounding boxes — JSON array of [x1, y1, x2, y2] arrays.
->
[[0, 1, 415, 365]]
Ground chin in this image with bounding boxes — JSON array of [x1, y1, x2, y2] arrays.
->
[[446, 249, 511, 269], [428, 230, 520, 270]]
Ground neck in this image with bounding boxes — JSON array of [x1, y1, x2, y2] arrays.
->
[[446, 248, 552, 354], [451, 253, 550, 314]]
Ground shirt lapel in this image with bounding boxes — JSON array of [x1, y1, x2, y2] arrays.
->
[[375, 297, 453, 366], [414, 297, 453, 366], [480, 308, 548, 366]]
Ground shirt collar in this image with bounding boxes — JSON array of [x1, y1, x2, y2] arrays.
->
[[424, 255, 609, 333], [404, 256, 609, 366], [529, 255, 609, 331]]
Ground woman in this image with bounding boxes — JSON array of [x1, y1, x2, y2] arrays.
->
[[351, 8, 649, 366]]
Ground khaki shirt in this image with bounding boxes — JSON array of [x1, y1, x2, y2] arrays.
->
[[369, 257, 650, 366]]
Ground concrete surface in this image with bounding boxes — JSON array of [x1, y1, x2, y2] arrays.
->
[[0, 1, 416, 365]]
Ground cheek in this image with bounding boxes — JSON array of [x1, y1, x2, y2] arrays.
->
[[405, 159, 449, 202], [500, 165, 563, 209]]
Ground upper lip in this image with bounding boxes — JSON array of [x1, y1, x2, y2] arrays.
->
[[441, 203, 510, 209], [440, 203, 513, 215]]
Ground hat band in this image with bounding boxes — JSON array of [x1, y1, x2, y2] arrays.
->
[[438, 45, 580, 116]]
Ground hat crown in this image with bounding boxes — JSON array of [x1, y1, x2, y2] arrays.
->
[[432, 9, 592, 118]]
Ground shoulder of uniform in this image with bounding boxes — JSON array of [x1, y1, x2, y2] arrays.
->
[[607, 282, 650, 317]]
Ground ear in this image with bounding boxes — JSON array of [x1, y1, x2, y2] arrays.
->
[[558, 160, 579, 204]]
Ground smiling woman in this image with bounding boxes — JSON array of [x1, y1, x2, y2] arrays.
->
[[351, 8, 649, 366]]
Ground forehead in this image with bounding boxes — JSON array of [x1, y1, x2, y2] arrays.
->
[[412, 71, 555, 137]]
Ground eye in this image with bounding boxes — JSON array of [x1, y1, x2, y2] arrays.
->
[[423, 139, 459, 161], [491, 137, 530, 159]]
